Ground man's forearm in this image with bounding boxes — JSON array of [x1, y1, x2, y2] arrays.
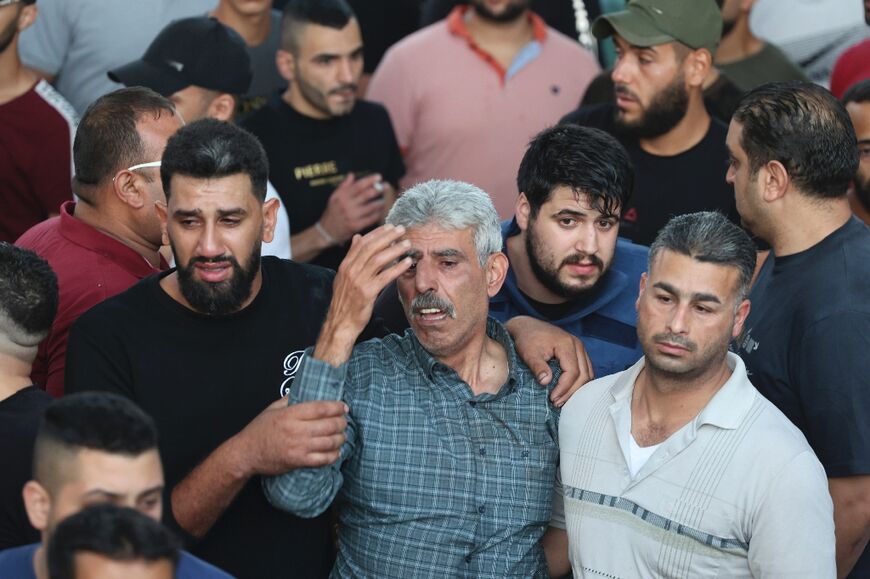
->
[[170, 434, 251, 538], [289, 226, 334, 263]]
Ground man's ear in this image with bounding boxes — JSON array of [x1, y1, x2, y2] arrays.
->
[[18, 4, 37, 32], [276, 49, 296, 84], [636, 271, 648, 311], [486, 252, 509, 297], [760, 160, 789, 203], [683, 48, 712, 89], [22, 480, 51, 532], [515, 193, 532, 231], [732, 298, 751, 339], [262, 197, 279, 244], [112, 171, 149, 210], [155, 200, 169, 246], [207, 94, 237, 122]]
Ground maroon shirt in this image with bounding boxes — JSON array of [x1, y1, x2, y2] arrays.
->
[[0, 80, 77, 242], [16, 202, 166, 397]]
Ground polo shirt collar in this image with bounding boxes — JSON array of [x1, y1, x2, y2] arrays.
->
[[611, 352, 756, 431], [447, 5, 547, 81], [58, 201, 166, 274]]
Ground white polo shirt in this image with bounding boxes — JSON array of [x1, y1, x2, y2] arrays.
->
[[551, 353, 835, 578]]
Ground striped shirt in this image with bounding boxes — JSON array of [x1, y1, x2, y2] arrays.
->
[[264, 318, 559, 578]]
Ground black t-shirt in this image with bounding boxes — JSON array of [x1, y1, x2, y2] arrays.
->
[[242, 97, 405, 270], [561, 103, 739, 246], [0, 386, 51, 550], [65, 257, 336, 579], [736, 218, 870, 578]]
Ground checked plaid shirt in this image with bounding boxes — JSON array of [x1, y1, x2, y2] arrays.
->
[[264, 318, 560, 578]]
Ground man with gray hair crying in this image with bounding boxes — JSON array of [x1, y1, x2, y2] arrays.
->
[[264, 179, 560, 578]]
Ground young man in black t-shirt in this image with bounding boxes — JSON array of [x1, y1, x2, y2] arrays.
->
[[242, 0, 404, 270], [561, 0, 738, 247], [0, 244, 55, 551], [727, 82, 870, 579], [65, 120, 348, 579]]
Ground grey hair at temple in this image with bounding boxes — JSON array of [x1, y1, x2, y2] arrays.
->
[[386, 179, 502, 267], [648, 212, 756, 301]]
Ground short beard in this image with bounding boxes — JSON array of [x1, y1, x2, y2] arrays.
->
[[471, 0, 529, 23], [174, 243, 261, 316], [614, 74, 690, 140], [524, 219, 606, 300], [0, 14, 19, 55]]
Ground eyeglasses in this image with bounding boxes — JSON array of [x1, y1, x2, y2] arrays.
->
[[112, 161, 161, 183]]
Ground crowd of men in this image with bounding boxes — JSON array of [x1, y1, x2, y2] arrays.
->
[[1, 0, 869, 578]]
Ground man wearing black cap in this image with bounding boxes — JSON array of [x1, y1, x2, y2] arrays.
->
[[109, 16, 292, 260], [561, 0, 738, 247]]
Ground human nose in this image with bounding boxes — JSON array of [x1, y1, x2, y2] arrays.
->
[[413, 259, 437, 294], [197, 222, 224, 258], [667, 304, 690, 335], [337, 58, 354, 84], [611, 55, 633, 86], [574, 224, 599, 256]]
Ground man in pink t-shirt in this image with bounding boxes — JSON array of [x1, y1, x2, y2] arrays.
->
[[367, 0, 599, 218]]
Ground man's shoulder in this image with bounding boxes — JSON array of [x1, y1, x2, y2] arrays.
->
[[177, 550, 234, 579], [349, 99, 393, 126], [15, 214, 63, 249], [613, 239, 649, 275], [263, 256, 334, 293], [560, 103, 616, 131], [382, 18, 451, 59], [0, 542, 38, 578], [239, 98, 282, 135], [73, 274, 157, 329], [560, 369, 626, 419]]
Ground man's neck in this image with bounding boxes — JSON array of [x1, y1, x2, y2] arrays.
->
[[506, 232, 568, 304], [210, 3, 271, 46], [0, 41, 37, 105], [435, 326, 508, 396], [465, 9, 534, 69], [630, 357, 732, 447], [715, 18, 765, 65], [767, 196, 853, 257], [639, 95, 711, 156], [281, 88, 330, 121], [73, 201, 162, 268], [0, 349, 35, 403], [33, 542, 47, 579]]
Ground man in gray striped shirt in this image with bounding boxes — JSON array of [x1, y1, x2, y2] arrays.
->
[[544, 212, 835, 578]]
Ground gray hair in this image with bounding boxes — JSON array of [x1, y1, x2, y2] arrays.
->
[[386, 180, 502, 266], [649, 212, 756, 301]]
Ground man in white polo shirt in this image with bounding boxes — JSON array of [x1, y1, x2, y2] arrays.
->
[[543, 211, 836, 578]]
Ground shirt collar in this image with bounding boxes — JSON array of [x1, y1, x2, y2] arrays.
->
[[58, 201, 167, 274], [612, 352, 756, 431]]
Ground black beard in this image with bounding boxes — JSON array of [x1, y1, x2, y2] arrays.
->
[[855, 172, 870, 213], [0, 16, 19, 55], [471, 0, 529, 23], [614, 76, 690, 140], [524, 220, 606, 300], [721, 17, 737, 39], [174, 243, 261, 316]]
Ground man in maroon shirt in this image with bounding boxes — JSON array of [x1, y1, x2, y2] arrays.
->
[[16, 87, 181, 397], [0, 0, 77, 243]]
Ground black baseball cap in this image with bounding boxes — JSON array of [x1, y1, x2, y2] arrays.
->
[[108, 17, 253, 96]]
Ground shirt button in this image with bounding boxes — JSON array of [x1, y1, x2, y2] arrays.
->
[[522, 450, 529, 458], [469, 401, 477, 407], [465, 555, 472, 563], [479, 448, 486, 456], [478, 505, 485, 514]]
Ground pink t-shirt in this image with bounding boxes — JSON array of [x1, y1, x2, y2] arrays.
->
[[367, 7, 599, 218]]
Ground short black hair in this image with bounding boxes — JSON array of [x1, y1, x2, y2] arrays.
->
[[47, 504, 180, 579], [842, 79, 870, 106], [650, 211, 756, 301], [0, 243, 58, 347], [281, 0, 356, 53], [517, 124, 633, 218], [733, 81, 858, 199], [33, 393, 158, 492], [161, 118, 269, 201], [73, 87, 176, 203]]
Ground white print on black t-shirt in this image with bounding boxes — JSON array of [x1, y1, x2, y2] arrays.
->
[[280, 350, 306, 397], [740, 329, 760, 355]]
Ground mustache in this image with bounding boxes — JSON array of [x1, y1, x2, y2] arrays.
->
[[329, 83, 357, 95], [614, 84, 639, 102], [561, 253, 604, 270], [188, 255, 239, 267], [410, 291, 456, 318], [652, 332, 696, 352]]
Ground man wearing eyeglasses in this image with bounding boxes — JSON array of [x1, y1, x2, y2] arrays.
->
[[0, 0, 77, 244], [15, 86, 181, 398]]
